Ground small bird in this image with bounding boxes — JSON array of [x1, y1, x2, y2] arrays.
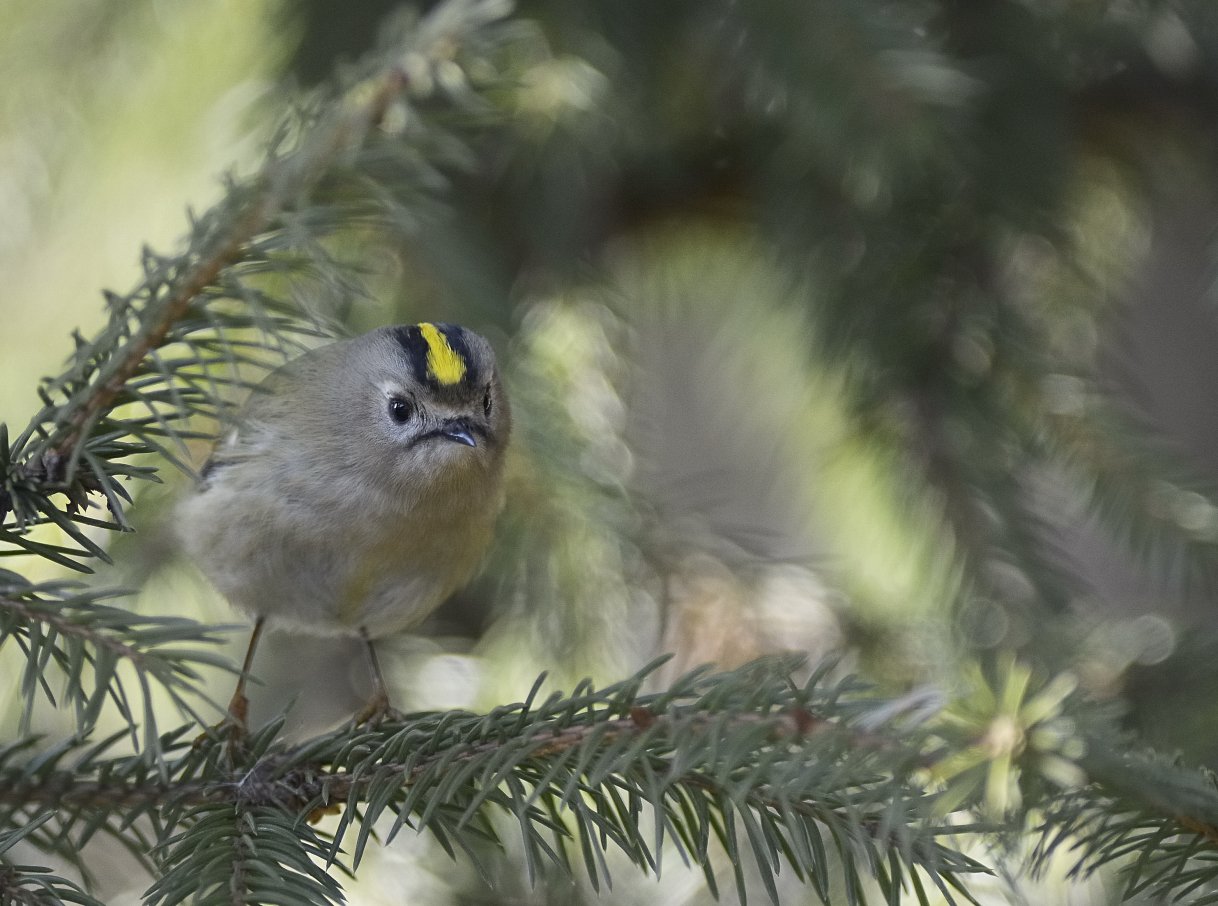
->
[[178, 322, 510, 726]]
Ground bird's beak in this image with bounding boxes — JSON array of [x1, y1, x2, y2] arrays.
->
[[440, 419, 477, 447]]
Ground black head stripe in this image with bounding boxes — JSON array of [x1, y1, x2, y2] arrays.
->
[[390, 325, 433, 386], [390, 323, 477, 389]]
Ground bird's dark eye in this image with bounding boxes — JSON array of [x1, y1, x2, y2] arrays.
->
[[387, 396, 413, 424], [482, 385, 493, 418]]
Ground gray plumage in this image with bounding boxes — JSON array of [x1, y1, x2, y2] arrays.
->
[[179, 323, 510, 640]]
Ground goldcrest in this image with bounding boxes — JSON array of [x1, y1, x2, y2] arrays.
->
[[178, 322, 510, 720]]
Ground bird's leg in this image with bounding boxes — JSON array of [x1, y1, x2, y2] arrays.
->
[[226, 616, 266, 735], [354, 629, 404, 725], [195, 616, 264, 753]]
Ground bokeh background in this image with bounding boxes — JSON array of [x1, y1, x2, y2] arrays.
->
[[6, 1, 1218, 903]]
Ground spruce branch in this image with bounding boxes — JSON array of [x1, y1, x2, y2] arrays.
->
[[7, 654, 1218, 903], [0, 659, 993, 906], [0, 0, 518, 569], [1034, 745, 1218, 903], [0, 573, 235, 739], [941, 657, 1218, 902], [0, 816, 102, 906]]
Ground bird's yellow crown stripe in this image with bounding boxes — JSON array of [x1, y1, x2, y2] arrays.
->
[[418, 322, 466, 385]]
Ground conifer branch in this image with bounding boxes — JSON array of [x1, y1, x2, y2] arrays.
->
[[0, 699, 901, 814], [40, 61, 415, 473], [1034, 745, 1218, 903], [0, 816, 101, 906], [0, 0, 517, 568], [0, 576, 233, 735], [7, 651, 1218, 903], [0, 659, 992, 905]]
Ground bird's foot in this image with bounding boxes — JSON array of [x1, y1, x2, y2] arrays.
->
[[352, 689, 406, 727], [193, 687, 251, 758]]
